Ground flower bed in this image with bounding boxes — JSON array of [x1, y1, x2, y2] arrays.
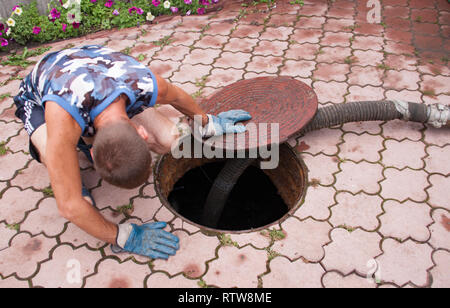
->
[[0, 0, 219, 52]]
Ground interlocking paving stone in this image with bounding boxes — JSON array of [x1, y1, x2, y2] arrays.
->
[[0, 0, 448, 288], [376, 239, 433, 287], [263, 257, 324, 288]]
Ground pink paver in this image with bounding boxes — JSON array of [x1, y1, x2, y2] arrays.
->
[[91, 180, 140, 210], [272, 218, 331, 262], [20, 198, 67, 237], [384, 70, 421, 91], [0, 233, 56, 279], [430, 250, 450, 288], [295, 185, 334, 221], [246, 56, 283, 74], [429, 209, 450, 250], [0, 0, 448, 288], [331, 192, 383, 231], [322, 228, 382, 276], [379, 200, 433, 242], [335, 161, 383, 194], [0, 222, 17, 250], [381, 139, 426, 169], [203, 245, 267, 288], [285, 43, 320, 60], [314, 63, 350, 82], [263, 257, 324, 288], [346, 85, 385, 101], [260, 27, 293, 41], [376, 239, 433, 287], [341, 121, 382, 135], [84, 258, 151, 288], [338, 132, 383, 162], [280, 60, 315, 78], [300, 153, 340, 186], [312, 81, 347, 105], [352, 50, 384, 67], [229, 232, 271, 249], [348, 66, 383, 87], [171, 64, 211, 84], [381, 168, 429, 202], [32, 244, 101, 288], [183, 48, 221, 65], [213, 51, 251, 69], [254, 40, 289, 57], [322, 271, 376, 288], [427, 174, 450, 211], [296, 128, 342, 155], [153, 231, 218, 279], [425, 145, 450, 175], [146, 272, 200, 288], [316, 46, 352, 63], [0, 187, 43, 224], [382, 119, 423, 141], [194, 35, 228, 49], [10, 160, 50, 190], [352, 35, 384, 51], [206, 68, 245, 88]]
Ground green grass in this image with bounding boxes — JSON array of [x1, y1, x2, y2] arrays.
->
[[42, 186, 54, 197], [1, 46, 52, 68], [0, 141, 9, 156], [153, 35, 174, 47]]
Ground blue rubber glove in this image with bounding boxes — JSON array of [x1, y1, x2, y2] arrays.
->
[[201, 109, 252, 138], [114, 222, 180, 260]]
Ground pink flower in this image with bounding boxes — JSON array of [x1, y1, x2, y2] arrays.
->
[[136, 8, 144, 15], [1, 38, 8, 47], [197, 7, 206, 15], [0, 23, 4, 32], [128, 6, 137, 13], [105, 0, 114, 8], [72, 22, 80, 29], [184, 0, 192, 4], [62, 23, 67, 32], [32, 26, 41, 35], [50, 8, 61, 20], [152, 0, 161, 7], [170, 7, 179, 13], [112, 9, 120, 16]]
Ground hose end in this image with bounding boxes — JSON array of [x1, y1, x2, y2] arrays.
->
[[426, 103, 450, 129]]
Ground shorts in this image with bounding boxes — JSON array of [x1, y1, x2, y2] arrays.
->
[[14, 99, 93, 164], [14, 99, 46, 163]]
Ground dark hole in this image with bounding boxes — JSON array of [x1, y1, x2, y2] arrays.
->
[[168, 162, 289, 231]]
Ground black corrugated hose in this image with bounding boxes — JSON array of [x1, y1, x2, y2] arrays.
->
[[202, 100, 449, 228]]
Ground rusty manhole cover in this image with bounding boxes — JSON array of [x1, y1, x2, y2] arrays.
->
[[198, 76, 318, 151]]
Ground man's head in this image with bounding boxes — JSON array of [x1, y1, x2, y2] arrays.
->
[[92, 120, 151, 189]]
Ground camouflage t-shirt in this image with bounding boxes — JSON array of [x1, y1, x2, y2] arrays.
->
[[14, 45, 158, 137]]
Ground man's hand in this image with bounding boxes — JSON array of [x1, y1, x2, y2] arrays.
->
[[115, 222, 180, 260], [201, 109, 252, 138]]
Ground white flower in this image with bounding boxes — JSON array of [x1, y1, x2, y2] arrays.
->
[[14, 7, 23, 16], [146, 12, 155, 21], [6, 28, 11, 36], [7, 18, 15, 27], [163, 1, 171, 9]]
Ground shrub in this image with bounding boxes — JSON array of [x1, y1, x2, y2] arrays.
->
[[0, 0, 218, 52]]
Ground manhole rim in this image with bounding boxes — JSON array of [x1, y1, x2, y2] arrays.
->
[[153, 143, 309, 234]]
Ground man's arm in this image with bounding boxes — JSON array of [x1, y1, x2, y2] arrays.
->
[[154, 73, 209, 126], [45, 101, 118, 245]]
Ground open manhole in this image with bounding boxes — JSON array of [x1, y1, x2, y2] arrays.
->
[[154, 143, 308, 233]]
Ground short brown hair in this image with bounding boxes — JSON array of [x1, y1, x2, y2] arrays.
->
[[93, 120, 151, 189]]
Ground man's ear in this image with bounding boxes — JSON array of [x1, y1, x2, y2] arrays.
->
[[137, 125, 149, 141]]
